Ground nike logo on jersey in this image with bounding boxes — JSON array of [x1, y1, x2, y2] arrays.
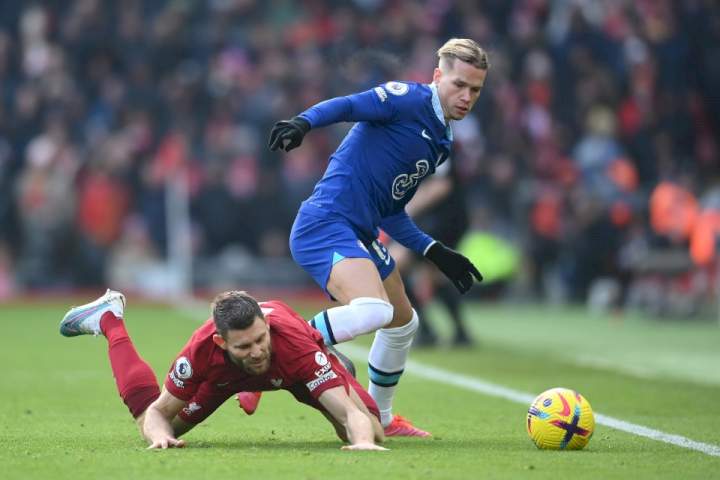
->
[[421, 129, 432, 141]]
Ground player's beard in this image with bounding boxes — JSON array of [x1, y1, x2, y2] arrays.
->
[[232, 343, 272, 375], [242, 356, 271, 375]]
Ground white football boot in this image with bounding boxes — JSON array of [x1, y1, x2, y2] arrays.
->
[[60, 289, 126, 337]]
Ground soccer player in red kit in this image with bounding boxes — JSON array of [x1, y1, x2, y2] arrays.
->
[[60, 289, 386, 451]]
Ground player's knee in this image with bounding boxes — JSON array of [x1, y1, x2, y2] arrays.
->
[[407, 309, 420, 334], [390, 302, 414, 326], [377, 308, 418, 346], [349, 297, 394, 331]]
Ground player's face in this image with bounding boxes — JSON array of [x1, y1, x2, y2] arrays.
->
[[433, 59, 487, 121], [219, 317, 272, 375]]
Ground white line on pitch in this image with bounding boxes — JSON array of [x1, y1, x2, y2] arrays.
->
[[341, 344, 720, 458]]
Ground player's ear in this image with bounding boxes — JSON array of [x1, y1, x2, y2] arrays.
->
[[212, 333, 227, 350], [433, 67, 442, 84]]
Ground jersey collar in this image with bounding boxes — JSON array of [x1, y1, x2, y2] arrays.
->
[[429, 82, 454, 142]]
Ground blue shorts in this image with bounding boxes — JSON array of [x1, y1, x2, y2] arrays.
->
[[290, 210, 395, 295]]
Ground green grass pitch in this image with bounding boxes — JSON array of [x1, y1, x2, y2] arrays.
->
[[1, 297, 719, 479]]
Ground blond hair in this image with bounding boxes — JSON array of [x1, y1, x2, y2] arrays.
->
[[437, 38, 489, 70]]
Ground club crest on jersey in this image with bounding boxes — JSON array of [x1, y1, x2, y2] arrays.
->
[[385, 81, 409, 96], [392, 159, 430, 200], [174, 356, 193, 379]]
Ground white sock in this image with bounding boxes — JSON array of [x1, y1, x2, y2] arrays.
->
[[309, 297, 393, 344], [367, 310, 419, 427]]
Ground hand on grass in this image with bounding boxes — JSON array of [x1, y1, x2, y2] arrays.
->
[[341, 443, 389, 451], [147, 437, 186, 449]]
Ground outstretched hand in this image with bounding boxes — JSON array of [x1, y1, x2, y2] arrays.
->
[[147, 437, 186, 449], [341, 443, 389, 451], [268, 116, 311, 152]]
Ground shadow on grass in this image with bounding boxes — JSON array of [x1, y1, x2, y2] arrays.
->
[[185, 438, 341, 450], [183, 436, 532, 452]]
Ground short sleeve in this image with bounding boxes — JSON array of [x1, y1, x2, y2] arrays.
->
[[164, 350, 204, 401], [291, 348, 346, 399]]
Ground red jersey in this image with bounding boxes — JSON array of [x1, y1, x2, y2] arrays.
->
[[164, 300, 351, 416]]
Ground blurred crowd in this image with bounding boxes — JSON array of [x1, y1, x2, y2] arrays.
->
[[0, 0, 719, 311]]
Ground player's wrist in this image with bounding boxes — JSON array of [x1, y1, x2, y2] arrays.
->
[[424, 241, 447, 262], [291, 116, 311, 134], [424, 241, 463, 279], [422, 240, 438, 257]]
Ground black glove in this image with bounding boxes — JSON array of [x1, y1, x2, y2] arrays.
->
[[425, 241, 483, 294], [268, 116, 311, 152]]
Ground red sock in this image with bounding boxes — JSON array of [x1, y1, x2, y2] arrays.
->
[[100, 311, 160, 418]]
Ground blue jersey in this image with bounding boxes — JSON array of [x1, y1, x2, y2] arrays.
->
[[297, 81, 453, 255]]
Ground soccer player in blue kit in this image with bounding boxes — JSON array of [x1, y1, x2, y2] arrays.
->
[[268, 38, 488, 437]]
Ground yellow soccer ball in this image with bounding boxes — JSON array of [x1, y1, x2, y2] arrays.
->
[[526, 387, 595, 450]]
